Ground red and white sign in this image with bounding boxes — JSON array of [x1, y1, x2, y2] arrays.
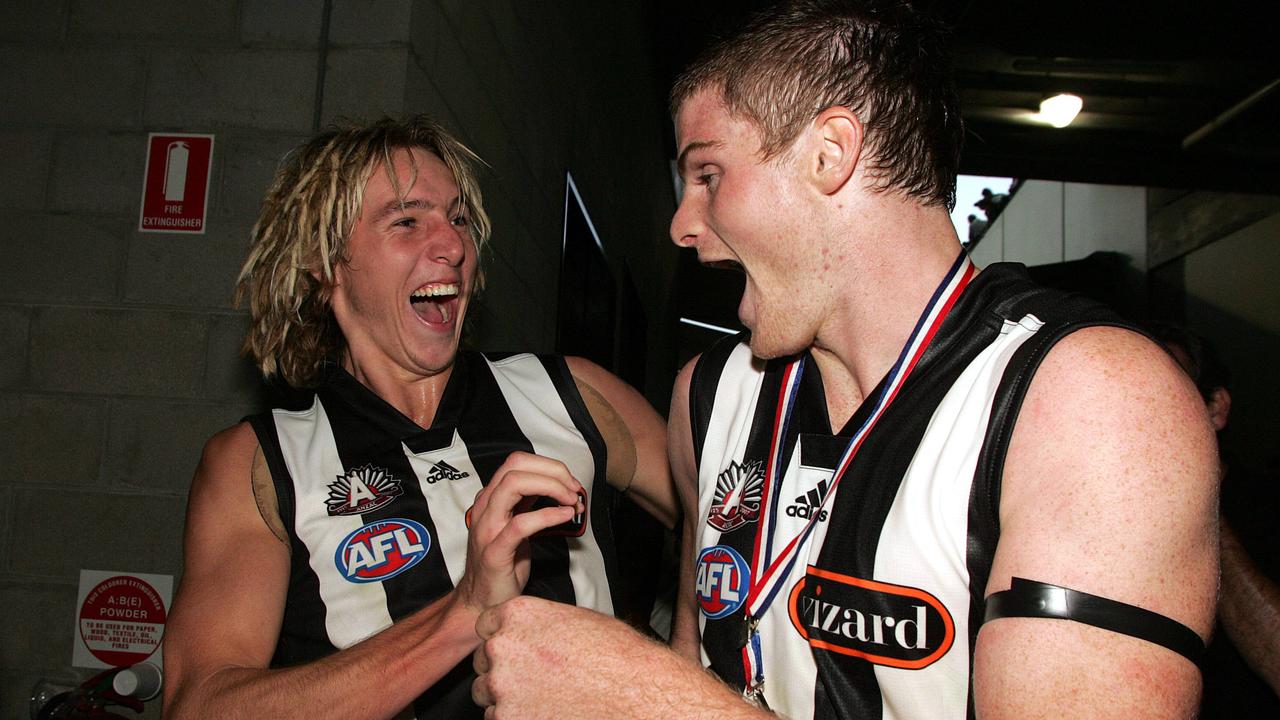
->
[[138, 133, 214, 234], [73, 570, 172, 669]]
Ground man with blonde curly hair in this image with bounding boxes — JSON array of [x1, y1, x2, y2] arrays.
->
[[163, 116, 675, 719]]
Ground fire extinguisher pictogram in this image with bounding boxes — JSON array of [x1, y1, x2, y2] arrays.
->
[[163, 141, 189, 203]]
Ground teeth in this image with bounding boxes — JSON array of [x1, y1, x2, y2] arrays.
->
[[411, 283, 459, 299], [440, 304, 451, 323]]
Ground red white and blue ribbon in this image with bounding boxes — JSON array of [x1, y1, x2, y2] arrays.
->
[[738, 251, 976, 699]]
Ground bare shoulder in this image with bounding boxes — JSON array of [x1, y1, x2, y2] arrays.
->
[[185, 422, 261, 516], [671, 355, 699, 413], [184, 421, 274, 548], [1016, 325, 1214, 450], [564, 356, 674, 527], [166, 419, 290, 693], [563, 356, 646, 455], [668, 355, 700, 485], [199, 422, 259, 475], [564, 356, 637, 406], [565, 356, 639, 488], [975, 325, 1219, 717], [669, 355, 701, 487], [563, 356, 666, 438], [995, 325, 1218, 619]]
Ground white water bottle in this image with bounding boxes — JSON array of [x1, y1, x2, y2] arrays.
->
[[112, 661, 163, 701]]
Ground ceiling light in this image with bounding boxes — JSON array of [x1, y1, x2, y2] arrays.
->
[[1037, 93, 1083, 128]]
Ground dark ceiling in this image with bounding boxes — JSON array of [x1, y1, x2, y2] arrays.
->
[[650, 0, 1280, 194]]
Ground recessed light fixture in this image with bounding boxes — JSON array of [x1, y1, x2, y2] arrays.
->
[[1037, 93, 1083, 128]]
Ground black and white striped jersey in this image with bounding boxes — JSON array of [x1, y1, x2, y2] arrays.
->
[[689, 263, 1126, 720], [249, 351, 620, 719]]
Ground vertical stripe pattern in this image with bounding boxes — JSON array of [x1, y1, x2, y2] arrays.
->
[[688, 263, 1126, 719], [250, 351, 619, 719]]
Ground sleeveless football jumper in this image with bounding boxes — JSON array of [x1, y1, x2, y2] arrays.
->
[[689, 263, 1130, 720], [249, 351, 621, 719]]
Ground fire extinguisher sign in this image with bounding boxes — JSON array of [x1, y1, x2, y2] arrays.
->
[[73, 569, 173, 670], [138, 133, 214, 234]]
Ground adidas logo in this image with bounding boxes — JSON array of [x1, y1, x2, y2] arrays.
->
[[785, 478, 829, 521], [425, 460, 469, 484]]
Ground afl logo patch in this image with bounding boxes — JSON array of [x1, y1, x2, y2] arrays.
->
[[695, 545, 750, 619], [326, 464, 404, 516], [788, 566, 954, 670], [335, 519, 430, 583], [707, 459, 764, 532]]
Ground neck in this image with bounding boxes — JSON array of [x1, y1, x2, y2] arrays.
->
[[809, 197, 966, 430], [342, 353, 453, 429]]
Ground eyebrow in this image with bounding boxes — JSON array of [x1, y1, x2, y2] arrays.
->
[[676, 140, 722, 176], [369, 195, 463, 223], [370, 198, 426, 223]]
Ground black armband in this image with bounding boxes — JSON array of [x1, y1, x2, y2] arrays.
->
[[984, 577, 1204, 667]]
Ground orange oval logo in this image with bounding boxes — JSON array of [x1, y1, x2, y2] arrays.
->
[[788, 565, 954, 670]]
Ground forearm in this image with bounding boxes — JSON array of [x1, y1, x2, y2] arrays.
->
[[670, 600, 702, 660], [1218, 523, 1280, 694], [591, 614, 763, 720], [166, 592, 478, 720], [670, 513, 702, 660], [635, 654, 772, 720], [668, 361, 703, 662], [475, 597, 771, 720]]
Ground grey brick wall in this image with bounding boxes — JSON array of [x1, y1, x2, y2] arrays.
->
[[0, 1, 676, 716], [0, 131, 52, 210]]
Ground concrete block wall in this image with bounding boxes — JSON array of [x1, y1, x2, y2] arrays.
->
[[0, 2, 315, 713], [0, 1, 677, 715]]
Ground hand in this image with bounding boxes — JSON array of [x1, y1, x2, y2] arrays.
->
[[472, 597, 650, 719], [455, 452, 585, 613], [472, 597, 756, 720]]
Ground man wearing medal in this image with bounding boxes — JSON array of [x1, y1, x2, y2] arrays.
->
[[471, 2, 1219, 718]]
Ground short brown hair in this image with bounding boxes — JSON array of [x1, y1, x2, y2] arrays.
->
[[235, 116, 491, 388], [671, 0, 963, 209]]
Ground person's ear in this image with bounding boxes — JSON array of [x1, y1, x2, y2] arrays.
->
[[1207, 386, 1231, 431], [312, 255, 342, 288], [809, 106, 863, 195]]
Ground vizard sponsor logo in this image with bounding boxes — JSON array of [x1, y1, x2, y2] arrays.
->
[[788, 566, 954, 670]]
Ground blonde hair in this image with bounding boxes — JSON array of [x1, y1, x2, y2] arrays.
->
[[235, 116, 491, 388]]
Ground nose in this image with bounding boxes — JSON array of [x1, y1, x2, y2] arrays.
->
[[670, 192, 703, 248], [427, 216, 467, 266]]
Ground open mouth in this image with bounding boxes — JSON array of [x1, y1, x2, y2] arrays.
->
[[704, 259, 744, 273], [409, 283, 460, 325]]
